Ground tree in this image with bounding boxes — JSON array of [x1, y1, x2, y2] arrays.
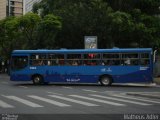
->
[[130, 9, 160, 47], [109, 11, 134, 47], [18, 12, 41, 49], [105, 0, 160, 15], [0, 12, 62, 60], [36, 14, 62, 49], [33, 0, 160, 48], [0, 17, 23, 60], [34, 0, 114, 48]]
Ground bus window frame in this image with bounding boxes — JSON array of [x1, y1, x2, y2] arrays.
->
[[140, 53, 150, 66], [121, 53, 139, 66], [83, 53, 101, 66], [30, 54, 47, 66], [66, 54, 82, 66], [102, 53, 121, 66], [47, 53, 65, 66]]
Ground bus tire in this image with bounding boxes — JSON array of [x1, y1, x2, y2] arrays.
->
[[32, 75, 43, 85], [100, 75, 112, 86]]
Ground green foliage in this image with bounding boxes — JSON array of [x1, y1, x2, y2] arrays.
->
[[105, 0, 160, 15], [130, 8, 160, 47], [36, 14, 62, 49], [47, 0, 114, 48], [33, 0, 160, 49], [18, 12, 41, 49], [0, 0, 160, 60], [108, 11, 135, 47], [0, 13, 62, 60], [0, 17, 23, 59]]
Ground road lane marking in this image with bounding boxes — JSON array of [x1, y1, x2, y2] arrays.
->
[[2, 95, 43, 107], [19, 86, 28, 89], [48, 95, 99, 106], [82, 89, 98, 93], [47, 91, 63, 96], [69, 95, 125, 106], [102, 91, 123, 94], [62, 86, 73, 89], [155, 85, 160, 88], [28, 95, 70, 107], [1, 82, 9, 84], [112, 94, 160, 104], [0, 100, 14, 108], [90, 94, 151, 106]]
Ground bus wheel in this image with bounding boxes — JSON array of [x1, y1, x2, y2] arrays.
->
[[100, 76, 112, 86], [32, 75, 43, 85]]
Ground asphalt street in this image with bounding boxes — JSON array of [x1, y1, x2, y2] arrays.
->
[[0, 74, 160, 120]]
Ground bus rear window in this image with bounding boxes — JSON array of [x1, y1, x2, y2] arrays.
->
[[11, 56, 28, 70]]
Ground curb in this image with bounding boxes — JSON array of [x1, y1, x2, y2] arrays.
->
[[113, 83, 157, 87]]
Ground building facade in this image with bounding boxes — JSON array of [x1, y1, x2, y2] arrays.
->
[[0, 0, 7, 20], [7, 0, 41, 17], [23, 0, 41, 14], [8, 0, 23, 16]]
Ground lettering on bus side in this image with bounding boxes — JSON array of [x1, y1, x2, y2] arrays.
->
[[101, 68, 112, 72], [140, 67, 149, 71], [66, 78, 80, 82], [30, 67, 37, 70]]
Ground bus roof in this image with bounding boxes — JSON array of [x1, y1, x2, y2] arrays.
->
[[12, 48, 152, 54]]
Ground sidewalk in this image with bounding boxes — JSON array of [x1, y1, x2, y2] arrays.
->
[[154, 77, 160, 85], [0, 73, 9, 79], [126, 92, 160, 99]]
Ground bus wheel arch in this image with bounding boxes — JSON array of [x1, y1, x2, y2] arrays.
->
[[32, 74, 44, 85], [99, 74, 113, 86]]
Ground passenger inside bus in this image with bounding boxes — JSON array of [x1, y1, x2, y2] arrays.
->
[[72, 61, 78, 66]]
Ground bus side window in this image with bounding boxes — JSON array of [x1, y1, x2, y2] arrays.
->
[[48, 54, 64, 66], [131, 60, 139, 65], [47, 61, 51, 66], [103, 53, 120, 66], [66, 54, 82, 66], [108, 60, 115, 65], [140, 53, 150, 66], [72, 60, 78, 66], [140, 59, 149, 66], [34, 60, 45, 66], [122, 53, 139, 66], [59, 60, 64, 65], [83, 53, 100, 66], [30, 54, 47, 66]]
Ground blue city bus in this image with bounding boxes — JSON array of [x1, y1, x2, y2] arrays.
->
[[10, 48, 155, 85]]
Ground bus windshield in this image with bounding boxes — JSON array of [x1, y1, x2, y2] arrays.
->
[[11, 56, 28, 71]]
